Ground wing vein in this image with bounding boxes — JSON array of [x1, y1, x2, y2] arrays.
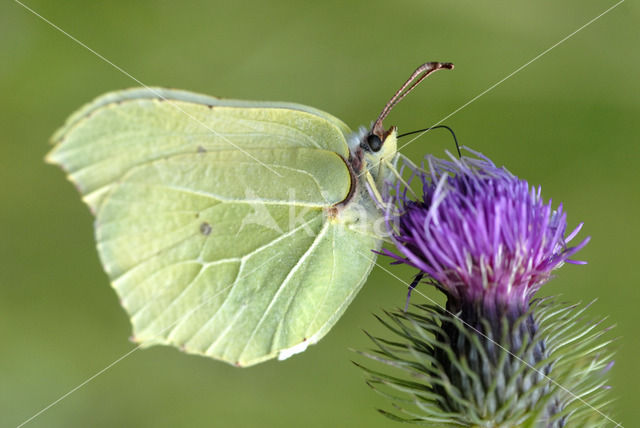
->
[[145, 184, 327, 208], [304, 224, 337, 339], [140, 235, 216, 334], [238, 219, 330, 361], [178, 216, 322, 350]]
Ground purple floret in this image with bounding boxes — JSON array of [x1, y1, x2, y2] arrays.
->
[[383, 149, 589, 308]]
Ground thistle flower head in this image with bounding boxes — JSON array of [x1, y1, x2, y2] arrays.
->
[[357, 150, 614, 427], [383, 149, 589, 312]]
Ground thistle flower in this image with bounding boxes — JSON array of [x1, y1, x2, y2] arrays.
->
[[357, 150, 614, 427], [382, 149, 589, 315]]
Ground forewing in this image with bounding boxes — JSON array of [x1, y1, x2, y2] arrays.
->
[[46, 88, 351, 212]]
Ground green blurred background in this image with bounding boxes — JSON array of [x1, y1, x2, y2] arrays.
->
[[2, 0, 638, 426]]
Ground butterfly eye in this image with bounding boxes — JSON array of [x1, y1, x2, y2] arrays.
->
[[366, 134, 383, 152]]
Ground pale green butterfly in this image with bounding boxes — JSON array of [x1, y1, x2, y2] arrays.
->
[[46, 62, 453, 367]]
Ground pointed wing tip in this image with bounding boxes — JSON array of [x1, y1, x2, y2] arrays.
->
[[44, 149, 58, 166]]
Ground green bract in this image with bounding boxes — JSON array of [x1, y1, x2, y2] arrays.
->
[[357, 300, 614, 427]]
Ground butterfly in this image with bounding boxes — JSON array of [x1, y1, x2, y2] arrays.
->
[[46, 62, 453, 366]]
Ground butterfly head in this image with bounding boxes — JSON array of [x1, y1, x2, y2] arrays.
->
[[362, 126, 396, 156], [357, 126, 398, 179], [347, 125, 397, 176]]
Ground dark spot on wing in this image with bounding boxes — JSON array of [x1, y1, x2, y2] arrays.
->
[[195, 213, 200, 218], [197, 145, 206, 153], [207, 104, 214, 109], [200, 222, 212, 236]]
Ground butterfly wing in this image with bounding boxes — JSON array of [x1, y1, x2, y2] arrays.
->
[[47, 89, 381, 366], [48, 88, 352, 212]]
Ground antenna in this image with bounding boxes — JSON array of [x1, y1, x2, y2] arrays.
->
[[398, 125, 461, 158], [371, 62, 453, 138]]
